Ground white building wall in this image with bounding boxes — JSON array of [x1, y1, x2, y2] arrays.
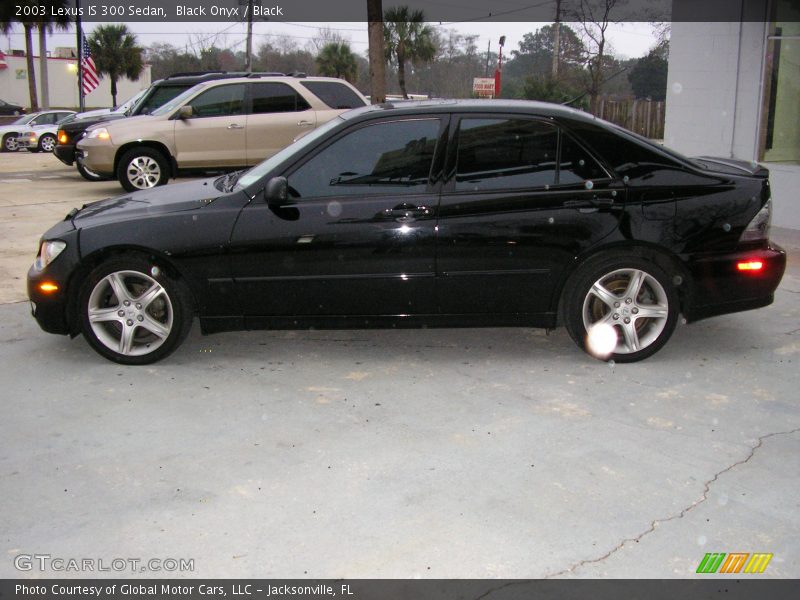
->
[[665, 20, 800, 229], [0, 55, 151, 110]]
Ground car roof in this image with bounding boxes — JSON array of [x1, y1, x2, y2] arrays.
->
[[340, 99, 601, 124]]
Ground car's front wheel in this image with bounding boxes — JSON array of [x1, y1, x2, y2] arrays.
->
[[38, 133, 56, 152], [563, 254, 680, 363], [117, 147, 169, 192], [2, 133, 19, 152], [79, 256, 193, 364]]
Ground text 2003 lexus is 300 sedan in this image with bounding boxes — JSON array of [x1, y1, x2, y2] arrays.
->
[[28, 100, 786, 364]]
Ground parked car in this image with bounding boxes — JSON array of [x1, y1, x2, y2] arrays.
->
[[16, 112, 78, 152], [0, 98, 25, 116], [1, 110, 75, 152], [28, 100, 786, 365], [77, 75, 367, 191], [55, 72, 285, 181]]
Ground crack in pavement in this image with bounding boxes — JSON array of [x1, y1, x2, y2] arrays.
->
[[542, 426, 800, 579]]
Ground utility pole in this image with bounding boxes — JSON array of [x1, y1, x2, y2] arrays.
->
[[367, 0, 386, 104], [245, 0, 254, 72], [76, 0, 84, 111], [551, 0, 562, 78], [484, 39, 491, 77]]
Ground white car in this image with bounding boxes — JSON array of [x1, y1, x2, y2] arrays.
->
[[1, 110, 75, 152], [16, 112, 78, 152]]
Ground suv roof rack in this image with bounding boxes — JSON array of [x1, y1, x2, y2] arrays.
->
[[246, 72, 286, 78], [288, 72, 307, 78]]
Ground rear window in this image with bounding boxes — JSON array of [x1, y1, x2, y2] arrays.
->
[[300, 81, 366, 109]]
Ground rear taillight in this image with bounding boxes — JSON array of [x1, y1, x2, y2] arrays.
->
[[737, 260, 764, 272], [740, 199, 771, 242]]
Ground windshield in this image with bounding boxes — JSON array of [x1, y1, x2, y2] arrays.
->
[[11, 113, 37, 125], [114, 89, 146, 113], [237, 117, 346, 190], [150, 84, 207, 117]]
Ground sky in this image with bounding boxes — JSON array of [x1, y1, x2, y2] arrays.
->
[[2, 20, 661, 61]]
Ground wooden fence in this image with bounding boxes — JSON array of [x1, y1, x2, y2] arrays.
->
[[593, 96, 665, 140]]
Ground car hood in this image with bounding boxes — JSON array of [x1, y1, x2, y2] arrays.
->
[[86, 114, 160, 134], [72, 178, 222, 227]]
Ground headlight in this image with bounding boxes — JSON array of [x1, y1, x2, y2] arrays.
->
[[34, 240, 66, 270], [87, 127, 111, 141]]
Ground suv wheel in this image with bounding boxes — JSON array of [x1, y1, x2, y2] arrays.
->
[[117, 147, 169, 192]]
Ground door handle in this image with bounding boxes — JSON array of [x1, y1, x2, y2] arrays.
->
[[383, 204, 430, 223], [227, 123, 244, 129], [296, 120, 313, 127], [564, 197, 618, 213]]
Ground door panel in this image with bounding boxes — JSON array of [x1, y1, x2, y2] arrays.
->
[[436, 115, 623, 315], [174, 83, 246, 168], [229, 117, 446, 318]]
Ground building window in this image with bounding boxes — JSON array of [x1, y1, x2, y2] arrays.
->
[[760, 0, 800, 164]]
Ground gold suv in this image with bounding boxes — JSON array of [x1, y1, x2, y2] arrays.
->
[[77, 75, 367, 191]]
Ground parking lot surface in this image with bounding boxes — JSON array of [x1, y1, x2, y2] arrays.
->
[[1, 152, 799, 578]]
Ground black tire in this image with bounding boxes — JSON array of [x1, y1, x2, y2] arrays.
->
[[38, 133, 57, 153], [2, 133, 19, 152], [79, 255, 193, 365], [562, 253, 680, 363], [117, 147, 170, 192], [77, 160, 110, 181]]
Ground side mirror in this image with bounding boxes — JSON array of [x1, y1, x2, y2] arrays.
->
[[264, 176, 289, 207], [178, 105, 193, 120]]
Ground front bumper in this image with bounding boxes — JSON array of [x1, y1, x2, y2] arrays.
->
[[76, 139, 116, 177], [685, 243, 787, 322], [54, 143, 76, 165], [16, 135, 37, 150]]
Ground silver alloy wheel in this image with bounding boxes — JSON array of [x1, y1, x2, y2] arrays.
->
[[126, 155, 161, 189], [581, 268, 669, 355], [40, 135, 56, 152], [4, 135, 18, 151], [87, 270, 173, 357]]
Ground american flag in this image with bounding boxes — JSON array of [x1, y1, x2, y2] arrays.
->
[[81, 33, 99, 95]]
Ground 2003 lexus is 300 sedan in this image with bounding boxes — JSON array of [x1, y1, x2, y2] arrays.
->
[[28, 100, 786, 364]]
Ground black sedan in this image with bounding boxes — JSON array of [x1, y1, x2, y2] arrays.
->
[[0, 98, 25, 116], [28, 100, 786, 364]]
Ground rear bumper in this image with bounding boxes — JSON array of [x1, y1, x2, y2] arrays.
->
[[684, 243, 786, 322], [54, 144, 75, 165]]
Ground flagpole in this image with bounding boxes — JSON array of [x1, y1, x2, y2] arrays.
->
[[76, 0, 84, 112]]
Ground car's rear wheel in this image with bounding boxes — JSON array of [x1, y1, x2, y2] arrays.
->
[[77, 160, 110, 181], [117, 147, 169, 192], [563, 254, 679, 363], [79, 256, 193, 365], [38, 133, 56, 152], [2, 133, 19, 152]]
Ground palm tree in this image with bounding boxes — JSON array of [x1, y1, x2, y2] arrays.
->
[[0, 2, 40, 110], [87, 24, 144, 106], [383, 6, 436, 99], [315, 42, 358, 82]]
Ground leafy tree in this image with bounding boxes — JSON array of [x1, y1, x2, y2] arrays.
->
[[522, 75, 587, 108], [87, 24, 144, 106], [316, 42, 358, 82], [383, 6, 436, 99], [628, 47, 668, 100]]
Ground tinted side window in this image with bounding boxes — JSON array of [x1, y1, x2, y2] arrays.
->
[[300, 81, 366, 109], [135, 85, 191, 115], [32, 114, 56, 125], [189, 84, 245, 117], [455, 118, 558, 191], [559, 134, 607, 184], [289, 118, 440, 198], [251, 83, 310, 114]]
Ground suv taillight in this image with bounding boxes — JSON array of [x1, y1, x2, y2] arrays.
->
[[740, 199, 771, 242]]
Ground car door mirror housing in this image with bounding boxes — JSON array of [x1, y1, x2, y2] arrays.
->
[[178, 105, 193, 120], [264, 176, 289, 207]]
